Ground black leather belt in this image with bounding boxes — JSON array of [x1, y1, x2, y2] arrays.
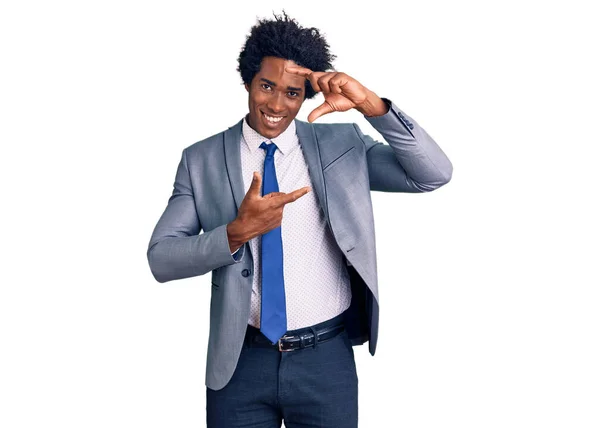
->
[[246, 323, 346, 352]]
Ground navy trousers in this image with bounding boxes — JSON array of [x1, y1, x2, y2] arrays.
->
[[206, 313, 359, 427]]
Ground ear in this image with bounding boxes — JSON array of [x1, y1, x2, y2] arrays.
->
[[244, 83, 250, 92]]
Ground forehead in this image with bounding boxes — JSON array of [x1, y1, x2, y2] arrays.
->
[[256, 56, 305, 88]]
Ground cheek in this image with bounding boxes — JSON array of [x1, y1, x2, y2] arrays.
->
[[250, 90, 269, 105], [289, 101, 303, 114]]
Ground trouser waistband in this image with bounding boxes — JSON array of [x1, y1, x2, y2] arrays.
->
[[245, 311, 347, 351]]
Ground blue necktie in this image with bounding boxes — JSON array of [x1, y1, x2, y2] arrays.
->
[[259, 141, 287, 344]]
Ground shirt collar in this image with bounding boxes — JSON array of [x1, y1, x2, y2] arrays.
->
[[242, 114, 297, 156]]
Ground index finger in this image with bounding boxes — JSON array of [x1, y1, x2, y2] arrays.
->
[[274, 186, 311, 206], [285, 66, 324, 93], [285, 65, 314, 77]]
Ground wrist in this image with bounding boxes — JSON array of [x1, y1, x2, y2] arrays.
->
[[355, 91, 389, 117], [227, 219, 248, 252]]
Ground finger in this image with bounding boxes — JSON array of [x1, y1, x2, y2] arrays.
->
[[329, 73, 346, 94], [308, 101, 335, 123], [285, 65, 314, 78], [285, 66, 325, 93], [275, 186, 311, 206], [305, 72, 323, 94], [317, 73, 338, 95], [249, 171, 262, 197], [264, 191, 286, 199]]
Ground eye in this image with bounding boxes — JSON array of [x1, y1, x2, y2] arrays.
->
[[288, 91, 299, 97], [261, 83, 272, 91]]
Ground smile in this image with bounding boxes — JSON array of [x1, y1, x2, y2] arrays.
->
[[263, 112, 284, 123]]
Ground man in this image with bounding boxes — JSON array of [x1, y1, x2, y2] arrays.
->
[[147, 11, 452, 428]]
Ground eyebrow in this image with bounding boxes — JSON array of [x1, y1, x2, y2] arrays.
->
[[260, 78, 303, 92]]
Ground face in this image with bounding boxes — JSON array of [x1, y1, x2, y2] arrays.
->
[[245, 56, 306, 139]]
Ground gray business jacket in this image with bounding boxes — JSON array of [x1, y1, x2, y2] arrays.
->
[[147, 99, 453, 390]]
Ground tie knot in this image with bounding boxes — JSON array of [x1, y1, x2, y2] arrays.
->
[[259, 141, 278, 157]]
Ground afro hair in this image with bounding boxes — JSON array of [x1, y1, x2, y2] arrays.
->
[[237, 11, 336, 100]]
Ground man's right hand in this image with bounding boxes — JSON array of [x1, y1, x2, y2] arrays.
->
[[227, 171, 311, 252]]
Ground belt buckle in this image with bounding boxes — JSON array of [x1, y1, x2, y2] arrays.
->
[[277, 334, 294, 352]]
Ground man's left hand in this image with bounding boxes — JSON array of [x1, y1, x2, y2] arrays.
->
[[285, 66, 389, 122]]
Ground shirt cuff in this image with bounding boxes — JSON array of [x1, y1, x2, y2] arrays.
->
[[231, 245, 244, 262]]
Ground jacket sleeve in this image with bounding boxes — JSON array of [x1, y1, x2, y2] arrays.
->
[[147, 148, 245, 283], [356, 98, 453, 193]]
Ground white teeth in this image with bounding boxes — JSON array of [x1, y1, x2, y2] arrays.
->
[[263, 113, 283, 123]]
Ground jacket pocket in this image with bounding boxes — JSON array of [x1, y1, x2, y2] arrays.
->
[[322, 146, 357, 172]]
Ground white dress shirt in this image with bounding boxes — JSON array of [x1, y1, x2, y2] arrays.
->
[[233, 116, 352, 330]]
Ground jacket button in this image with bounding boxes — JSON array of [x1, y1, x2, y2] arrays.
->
[[241, 269, 250, 277]]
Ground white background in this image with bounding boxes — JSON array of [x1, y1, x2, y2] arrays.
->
[[1, 1, 599, 427]]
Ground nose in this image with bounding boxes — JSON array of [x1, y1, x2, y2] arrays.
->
[[267, 92, 286, 114]]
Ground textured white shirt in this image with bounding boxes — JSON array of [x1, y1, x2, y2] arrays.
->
[[236, 116, 352, 330]]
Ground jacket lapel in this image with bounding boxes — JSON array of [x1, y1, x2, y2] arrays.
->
[[295, 119, 328, 221], [223, 119, 246, 211]]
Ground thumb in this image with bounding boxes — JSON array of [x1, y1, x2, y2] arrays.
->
[[248, 171, 262, 197], [308, 101, 334, 123]]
